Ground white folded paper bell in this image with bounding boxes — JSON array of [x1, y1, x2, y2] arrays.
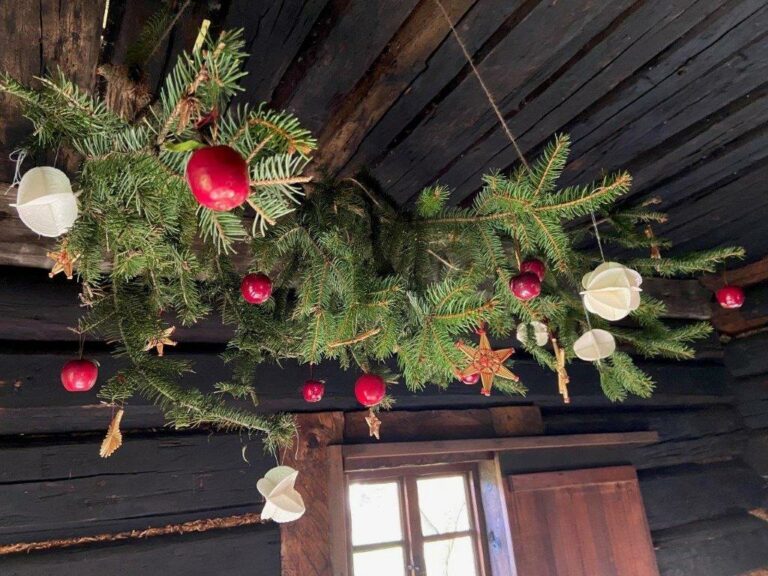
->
[[580, 262, 642, 321], [13, 167, 78, 237], [257, 465, 306, 524], [516, 321, 549, 346], [573, 329, 616, 362]]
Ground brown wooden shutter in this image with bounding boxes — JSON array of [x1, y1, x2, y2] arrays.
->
[[506, 466, 659, 576]]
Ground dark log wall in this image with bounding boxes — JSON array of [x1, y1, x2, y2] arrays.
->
[[0, 267, 764, 575]]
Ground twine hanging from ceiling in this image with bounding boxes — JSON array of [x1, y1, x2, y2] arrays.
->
[[433, 0, 530, 171]]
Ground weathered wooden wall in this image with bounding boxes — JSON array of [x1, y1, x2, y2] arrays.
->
[[0, 265, 765, 574]]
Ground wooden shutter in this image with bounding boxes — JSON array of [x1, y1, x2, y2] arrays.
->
[[506, 466, 659, 576]]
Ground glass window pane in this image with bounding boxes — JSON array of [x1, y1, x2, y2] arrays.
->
[[349, 481, 403, 546], [353, 546, 407, 576], [416, 475, 470, 536], [423, 536, 478, 576]]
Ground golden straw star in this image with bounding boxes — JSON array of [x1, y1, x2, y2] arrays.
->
[[47, 244, 80, 279], [456, 328, 519, 396], [144, 326, 177, 357], [365, 408, 382, 440]]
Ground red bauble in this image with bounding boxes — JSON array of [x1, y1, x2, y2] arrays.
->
[[520, 259, 546, 281], [302, 379, 325, 403], [460, 372, 480, 385], [61, 359, 98, 392], [354, 373, 386, 407], [716, 285, 745, 309], [510, 272, 541, 301], [241, 273, 273, 304], [185, 145, 250, 211]]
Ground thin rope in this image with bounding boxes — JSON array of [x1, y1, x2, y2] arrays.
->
[[433, 0, 530, 171], [5, 149, 27, 194], [146, 0, 193, 62], [590, 209, 606, 262]]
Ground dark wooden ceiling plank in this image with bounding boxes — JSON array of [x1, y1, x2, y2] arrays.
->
[[447, 0, 765, 203], [657, 161, 768, 243], [337, 0, 534, 176], [369, 0, 635, 203], [0, 0, 106, 181], [269, 0, 421, 135], [557, 30, 768, 192], [431, 0, 710, 202], [553, 0, 767, 184], [313, 0, 478, 173], [225, 0, 329, 105], [627, 87, 768, 197]]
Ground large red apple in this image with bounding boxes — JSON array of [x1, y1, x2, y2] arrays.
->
[[61, 359, 98, 392], [185, 145, 250, 211], [354, 374, 386, 407]]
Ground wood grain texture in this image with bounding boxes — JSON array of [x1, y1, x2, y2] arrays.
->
[[342, 406, 542, 443], [0, 431, 270, 546], [0, 0, 106, 181], [507, 466, 660, 576], [279, 412, 344, 576]]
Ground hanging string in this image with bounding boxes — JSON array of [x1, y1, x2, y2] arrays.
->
[[433, 0, 530, 171], [5, 149, 27, 195], [590, 209, 606, 262]]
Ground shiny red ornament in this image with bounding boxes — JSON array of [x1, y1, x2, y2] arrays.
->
[[716, 285, 745, 309], [510, 272, 541, 301], [241, 273, 272, 304], [302, 379, 325, 403], [460, 372, 480, 385], [61, 359, 98, 392], [520, 258, 546, 281], [354, 374, 386, 407], [185, 145, 250, 211]]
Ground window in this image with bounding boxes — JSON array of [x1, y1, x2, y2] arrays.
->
[[347, 464, 489, 576]]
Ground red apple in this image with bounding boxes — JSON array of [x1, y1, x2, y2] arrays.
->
[[241, 273, 272, 304], [460, 372, 480, 385], [61, 359, 98, 392], [302, 379, 325, 403], [510, 272, 541, 301], [520, 259, 546, 281], [354, 374, 386, 407], [185, 145, 250, 211], [716, 285, 745, 309]]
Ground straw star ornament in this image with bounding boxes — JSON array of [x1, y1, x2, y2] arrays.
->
[[456, 328, 520, 396]]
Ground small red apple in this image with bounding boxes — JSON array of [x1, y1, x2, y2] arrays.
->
[[241, 273, 272, 304], [61, 359, 98, 392], [716, 285, 745, 309], [185, 145, 250, 211], [510, 272, 541, 301], [520, 259, 546, 281], [354, 374, 386, 407], [302, 379, 325, 403]]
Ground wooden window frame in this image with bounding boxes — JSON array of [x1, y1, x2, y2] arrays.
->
[[346, 462, 492, 576]]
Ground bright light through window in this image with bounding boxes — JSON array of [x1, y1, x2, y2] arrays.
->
[[348, 470, 484, 575]]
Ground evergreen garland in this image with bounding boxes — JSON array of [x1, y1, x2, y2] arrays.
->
[[1, 29, 743, 448]]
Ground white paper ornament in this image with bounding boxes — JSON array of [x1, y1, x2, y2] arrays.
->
[[573, 329, 616, 362], [516, 321, 549, 346], [12, 167, 78, 237], [580, 261, 642, 321], [257, 465, 306, 524]]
